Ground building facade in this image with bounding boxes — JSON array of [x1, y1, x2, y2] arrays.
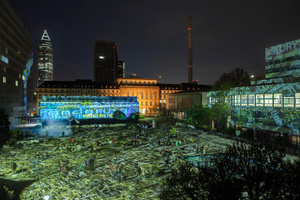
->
[[0, 0, 34, 123], [35, 77, 209, 116], [37, 30, 53, 86], [208, 38, 300, 146], [94, 40, 118, 83], [117, 61, 125, 79]]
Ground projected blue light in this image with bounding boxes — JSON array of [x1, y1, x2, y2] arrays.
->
[[40, 96, 139, 122]]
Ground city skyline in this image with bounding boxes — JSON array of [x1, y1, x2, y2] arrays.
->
[[8, 0, 300, 86]]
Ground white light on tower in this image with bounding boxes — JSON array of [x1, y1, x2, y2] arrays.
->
[[99, 56, 105, 59]]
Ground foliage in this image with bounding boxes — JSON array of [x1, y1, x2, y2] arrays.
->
[[159, 161, 208, 200], [214, 67, 251, 91], [238, 130, 253, 140], [6, 130, 22, 147], [283, 159, 300, 199], [274, 136, 289, 146], [185, 105, 212, 126], [223, 127, 235, 135], [0, 108, 11, 147], [211, 101, 231, 131], [160, 141, 300, 200]]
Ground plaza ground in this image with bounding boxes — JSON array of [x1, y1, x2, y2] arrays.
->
[[0, 117, 298, 199]]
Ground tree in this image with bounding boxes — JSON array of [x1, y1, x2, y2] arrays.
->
[[0, 108, 11, 148], [211, 101, 231, 131], [210, 68, 250, 131], [185, 105, 212, 127], [214, 67, 251, 91], [159, 141, 300, 200], [159, 161, 208, 200]]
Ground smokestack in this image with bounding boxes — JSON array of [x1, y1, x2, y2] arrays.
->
[[188, 17, 193, 83]]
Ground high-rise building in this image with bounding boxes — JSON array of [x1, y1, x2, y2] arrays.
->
[[94, 40, 118, 83], [37, 30, 53, 86], [0, 0, 33, 122], [117, 61, 125, 78]]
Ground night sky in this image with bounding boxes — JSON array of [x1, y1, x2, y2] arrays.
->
[[7, 0, 300, 86]]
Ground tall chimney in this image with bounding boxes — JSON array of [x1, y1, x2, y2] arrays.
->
[[188, 17, 193, 83]]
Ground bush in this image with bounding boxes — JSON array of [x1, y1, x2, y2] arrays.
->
[[274, 136, 289, 146], [224, 127, 235, 135], [239, 130, 253, 140]]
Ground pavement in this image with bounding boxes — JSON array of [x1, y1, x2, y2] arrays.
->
[[0, 117, 298, 199]]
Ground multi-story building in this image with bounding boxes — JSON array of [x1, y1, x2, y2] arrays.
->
[[117, 77, 160, 115], [35, 77, 209, 116], [208, 38, 300, 146], [117, 60, 125, 79], [0, 0, 34, 123], [37, 30, 53, 86], [94, 40, 118, 83]]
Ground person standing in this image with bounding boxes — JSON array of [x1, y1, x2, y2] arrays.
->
[[134, 139, 137, 146], [11, 162, 17, 174]]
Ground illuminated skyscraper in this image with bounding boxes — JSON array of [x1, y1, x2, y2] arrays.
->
[[37, 30, 53, 86], [94, 40, 118, 83]]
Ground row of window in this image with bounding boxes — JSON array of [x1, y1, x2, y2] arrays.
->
[[119, 80, 156, 85], [2, 76, 19, 86], [140, 101, 155, 106], [210, 93, 300, 108]]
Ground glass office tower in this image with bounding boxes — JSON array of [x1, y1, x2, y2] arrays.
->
[[37, 30, 53, 86]]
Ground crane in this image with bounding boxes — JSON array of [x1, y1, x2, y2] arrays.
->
[[125, 72, 136, 77], [155, 74, 162, 79]]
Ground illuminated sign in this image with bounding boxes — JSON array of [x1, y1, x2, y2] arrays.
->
[[40, 96, 139, 122]]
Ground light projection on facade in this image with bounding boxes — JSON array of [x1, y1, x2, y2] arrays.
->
[[265, 38, 300, 79], [40, 96, 139, 125], [208, 38, 300, 135], [23, 52, 33, 113], [37, 30, 53, 86]]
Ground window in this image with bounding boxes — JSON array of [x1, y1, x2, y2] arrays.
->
[[141, 102, 144, 106], [274, 94, 282, 107], [284, 95, 294, 107], [256, 94, 263, 106], [296, 93, 300, 107], [3, 76, 6, 83], [15, 80, 18, 86], [150, 94, 153, 99], [235, 95, 240, 105], [248, 95, 255, 106], [150, 102, 153, 106], [264, 94, 273, 107], [146, 101, 148, 106], [1, 55, 9, 64], [146, 94, 148, 99], [39, 94, 42, 99], [241, 95, 247, 106]]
